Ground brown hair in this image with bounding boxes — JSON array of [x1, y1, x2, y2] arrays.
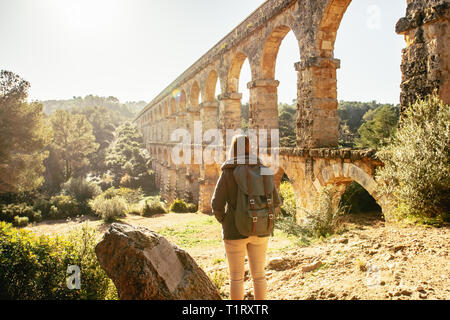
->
[[228, 135, 250, 160]]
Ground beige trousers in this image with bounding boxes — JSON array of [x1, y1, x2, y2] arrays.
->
[[224, 236, 269, 300]]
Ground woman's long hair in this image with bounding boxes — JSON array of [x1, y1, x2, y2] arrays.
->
[[228, 135, 250, 160]]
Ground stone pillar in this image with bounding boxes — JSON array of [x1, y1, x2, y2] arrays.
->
[[175, 166, 186, 200], [186, 105, 199, 133], [247, 79, 280, 147], [199, 101, 219, 131], [296, 57, 340, 149], [165, 166, 177, 205], [186, 162, 200, 204], [185, 107, 201, 205], [198, 101, 221, 214], [218, 92, 243, 149], [160, 165, 168, 202], [168, 116, 177, 142], [198, 163, 220, 215], [396, 1, 449, 111]]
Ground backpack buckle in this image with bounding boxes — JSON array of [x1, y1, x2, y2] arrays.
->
[[253, 217, 258, 223], [249, 199, 255, 205], [269, 214, 274, 220], [267, 199, 272, 205]]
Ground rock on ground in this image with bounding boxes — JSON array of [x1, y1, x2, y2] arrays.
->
[[95, 223, 221, 300]]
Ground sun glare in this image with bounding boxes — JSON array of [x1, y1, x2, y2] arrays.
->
[[55, 0, 122, 32]]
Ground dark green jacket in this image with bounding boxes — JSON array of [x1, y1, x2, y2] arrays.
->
[[211, 156, 282, 240]]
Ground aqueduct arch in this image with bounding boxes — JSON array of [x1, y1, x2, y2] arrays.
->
[[135, 0, 449, 214]]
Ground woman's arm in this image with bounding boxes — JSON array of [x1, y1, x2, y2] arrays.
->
[[211, 171, 228, 223], [272, 185, 282, 217]]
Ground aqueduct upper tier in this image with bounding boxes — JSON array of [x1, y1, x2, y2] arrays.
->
[[135, 0, 449, 216]]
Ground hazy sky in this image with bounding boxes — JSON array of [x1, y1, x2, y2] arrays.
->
[[0, 0, 406, 104]]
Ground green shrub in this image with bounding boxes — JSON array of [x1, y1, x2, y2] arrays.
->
[[142, 197, 166, 217], [126, 202, 143, 216], [101, 187, 119, 200], [279, 181, 297, 218], [376, 94, 450, 222], [66, 223, 118, 300], [1, 203, 42, 223], [116, 187, 144, 204], [0, 221, 117, 300], [90, 195, 127, 223], [169, 199, 189, 213], [302, 186, 346, 238], [33, 197, 52, 219], [14, 216, 30, 227], [186, 203, 198, 213], [48, 195, 83, 219], [61, 177, 102, 204]]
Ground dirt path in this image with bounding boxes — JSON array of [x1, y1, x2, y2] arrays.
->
[[262, 218, 449, 300], [27, 213, 449, 300]]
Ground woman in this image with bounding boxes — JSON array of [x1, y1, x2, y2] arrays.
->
[[211, 134, 281, 300]]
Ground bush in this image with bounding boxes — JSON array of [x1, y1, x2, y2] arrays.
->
[[142, 197, 166, 217], [186, 203, 198, 213], [33, 197, 52, 219], [66, 223, 118, 300], [48, 195, 83, 219], [90, 195, 127, 223], [14, 216, 30, 227], [278, 181, 297, 218], [0, 221, 117, 300], [376, 94, 450, 222], [1, 203, 42, 223], [126, 203, 143, 216], [169, 199, 189, 213], [101, 187, 119, 200], [61, 177, 102, 204], [275, 182, 309, 239], [302, 186, 346, 238], [116, 187, 144, 204]]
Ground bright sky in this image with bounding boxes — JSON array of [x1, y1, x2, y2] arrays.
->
[[0, 0, 406, 104]]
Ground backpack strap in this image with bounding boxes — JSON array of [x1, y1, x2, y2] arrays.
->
[[262, 173, 274, 232], [246, 165, 258, 234]]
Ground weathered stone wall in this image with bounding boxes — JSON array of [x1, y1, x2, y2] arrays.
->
[[135, 0, 448, 215], [396, 0, 449, 110]]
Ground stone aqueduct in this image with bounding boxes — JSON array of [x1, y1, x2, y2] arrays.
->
[[135, 0, 449, 219]]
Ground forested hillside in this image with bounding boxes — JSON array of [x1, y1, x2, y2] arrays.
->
[[40, 95, 146, 119]]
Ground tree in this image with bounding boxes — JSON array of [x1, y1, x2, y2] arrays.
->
[[0, 71, 52, 193], [71, 106, 123, 175], [278, 103, 297, 148], [49, 110, 99, 181], [106, 122, 153, 191], [355, 105, 399, 149], [376, 94, 449, 221]]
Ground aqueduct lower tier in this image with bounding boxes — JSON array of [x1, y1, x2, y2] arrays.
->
[[135, 0, 449, 216]]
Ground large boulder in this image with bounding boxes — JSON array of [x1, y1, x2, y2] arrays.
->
[[95, 223, 221, 300]]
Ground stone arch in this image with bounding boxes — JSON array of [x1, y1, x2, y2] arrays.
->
[[163, 148, 169, 165], [312, 162, 387, 212], [157, 147, 162, 162], [179, 90, 187, 113], [163, 102, 168, 118], [317, 0, 352, 58], [203, 69, 219, 102], [227, 52, 249, 93], [261, 25, 299, 79], [170, 97, 176, 115], [190, 81, 201, 108]]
